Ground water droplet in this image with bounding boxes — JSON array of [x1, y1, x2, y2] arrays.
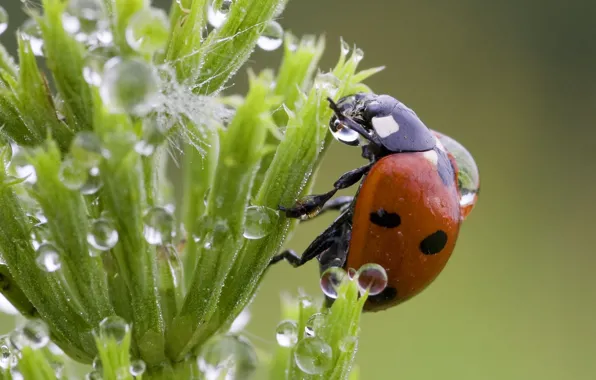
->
[[314, 72, 340, 98], [433, 131, 480, 219], [64, 0, 108, 43], [304, 313, 326, 337], [87, 218, 118, 251], [353, 47, 364, 63], [257, 21, 283, 51], [134, 140, 155, 156], [85, 370, 103, 380], [275, 320, 298, 347], [10, 368, 23, 380], [19, 18, 44, 56], [356, 263, 388, 296], [129, 359, 146, 376], [92, 356, 102, 370], [243, 206, 278, 240], [98, 316, 130, 343], [203, 188, 211, 207], [82, 46, 117, 86], [340, 38, 350, 56], [11, 151, 37, 184], [347, 267, 357, 279], [0, 336, 12, 369], [0, 7, 8, 36], [35, 243, 62, 272], [339, 335, 358, 353], [207, 0, 233, 28], [80, 167, 103, 195], [320, 267, 346, 299], [143, 207, 174, 245], [100, 57, 159, 116], [197, 335, 257, 380], [330, 118, 361, 146], [126, 8, 170, 54], [21, 319, 50, 349], [71, 132, 103, 168], [59, 158, 88, 190], [294, 337, 333, 375]]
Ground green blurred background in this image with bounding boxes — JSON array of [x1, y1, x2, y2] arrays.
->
[[2, 1, 596, 379]]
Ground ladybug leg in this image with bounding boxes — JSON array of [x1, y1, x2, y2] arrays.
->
[[269, 211, 351, 267], [280, 164, 372, 219], [315, 195, 354, 216]]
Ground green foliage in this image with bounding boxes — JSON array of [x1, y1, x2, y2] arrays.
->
[[0, 0, 382, 378]]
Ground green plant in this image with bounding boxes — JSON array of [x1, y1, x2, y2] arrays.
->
[[0, 0, 381, 378]]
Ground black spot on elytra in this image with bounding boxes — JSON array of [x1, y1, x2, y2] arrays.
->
[[419, 230, 448, 255], [369, 209, 401, 228], [436, 148, 455, 187], [366, 287, 398, 304]]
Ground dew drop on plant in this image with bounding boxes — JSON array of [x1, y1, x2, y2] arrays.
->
[[82, 46, 116, 86], [11, 151, 37, 185], [353, 47, 364, 63], [143, 207, 174, 245], [129, 359, 146, 376], [356, 263, 388, 295], [85, 370, 102, 380], [100, 57, 159, 116], [59, 158, 88, 190], [433, 131, 480, 219], [126, 8, 170, 54], [10, 368, 23, 380], [275, 320, 298, 347], [35, 243, 62, 272], [0, 336, 12, 369], [21, 319, 49, 349], [243, 206, 278, 240], [98, 316, 130, 343], [203, 188, 211, 207], [0, 7, 8, 36], [19, 18, 44, 56], [304, 313, 326, 338], [87, 218, 118, 251], [340, 38, 350, 56], [64, 0, 108, 43], [329, 118, 360, 146], [134, 140, 155, 156], [80, 167, 103, 195], [71, 132, 103, 168], [314, 72, 340, 98], [294, 337, 333, 375], [320, 267, 346, 299], [207, 0, 233, 28], [257, 21, 283, 51], [92, 356, 102, 371], [339, 335, 358, 353], [347, 267, 357, 279], [198, 334, 257, 380]]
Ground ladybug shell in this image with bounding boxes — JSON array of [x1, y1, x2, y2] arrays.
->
[[345, 148, 461, 312]]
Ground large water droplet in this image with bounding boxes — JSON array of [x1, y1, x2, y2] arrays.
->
[[35, 243, 62, 272], [329, 118, 361, 146], [129, 359, 146, 376], [314, 73, 340, 98], [207, 0, 233, 28], [0, 7, 8, 36], [243, 206, 278, 240], [143, 207, 174, 245], [19, 18, 44, 56], [21, 319, 50, 349], [98, 316, 130, 343], [71, 132, 103, 168], [275, 320, 298, 347], [85, 370, 102, 380], [320, 267, 346, 299], [126, 8, 170, 54], [80, 167, 103, 195], [197, 335, 257, 380], [64, 0, 108, 43], [87, 218, 118, 251], [257, 21, 283, 51], [304, 313, 326, 337], [0, 336, 12, 369], [294, 337, 333, 375], [433, 131, 480, 219], [356, 263, 388, 296], [59, 158, 88, 190], [99, 57, 159, 116]]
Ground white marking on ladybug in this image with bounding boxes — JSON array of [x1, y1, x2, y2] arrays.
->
[[423, 149, 438, 166], [371, 115, 400, 138]]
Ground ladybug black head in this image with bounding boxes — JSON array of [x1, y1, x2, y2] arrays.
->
[[329, 93, 436, 153]]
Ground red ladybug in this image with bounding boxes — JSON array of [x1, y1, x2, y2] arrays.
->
[[270, 93, 479, 311]]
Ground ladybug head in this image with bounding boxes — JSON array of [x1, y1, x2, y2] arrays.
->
[[328, 93, 436, 153]]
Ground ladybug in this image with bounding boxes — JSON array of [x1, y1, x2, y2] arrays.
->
[[269, 93, 480, 312]]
